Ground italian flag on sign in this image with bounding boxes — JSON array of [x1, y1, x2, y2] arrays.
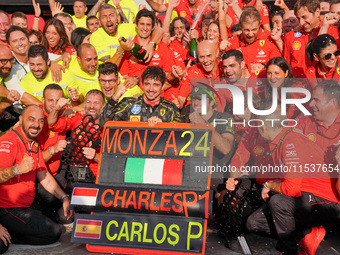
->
[[124, 158, 183, 185]]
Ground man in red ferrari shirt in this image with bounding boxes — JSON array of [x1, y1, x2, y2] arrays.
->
[[118, 10, 177, 92], [0, 105, 74, 245], [227, 7, 281, 76], [177, 40, 232, 111], [33, 84, 71, 223], [283, 0, 339, 77], [47, 89, 105, 177], [253, 100, 340, 255]]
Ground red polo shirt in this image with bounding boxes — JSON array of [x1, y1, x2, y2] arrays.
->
[[49, 113, 101, 176], [0, 127, 47, 208], [305, 58, 340, 88], [37, 105, 67, 176], [169, 39, 189, 63], [231, 127, 274, 184], [227, 0, 270, 37], [227, 28, 281, 76], [165, 0, 211, 30], [178, 62, 232, 111], [270, 127, 339, 203], [119, 37, 173, 86], [283, 22, 339, 78]]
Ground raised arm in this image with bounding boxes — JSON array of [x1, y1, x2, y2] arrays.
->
[[145, 0, 167, 13], [88, 0, 105, 16]]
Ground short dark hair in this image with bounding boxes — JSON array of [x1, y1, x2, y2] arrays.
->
[[43, 84, 63, 98], [71, 27, 91, 50], [294, 0, 320, 15], [136, 9, 155, 28], [141, 66, 166, 85], [28, 45, 49, 63], [314, 80, 340, 106], [6, 25, 28, 43], [240, 6, 261, 24], [54, 13, 73, 23], [98, 4, 116, 19], [86, 89, 105, 103], [305, 34, 336, 62], [98, 62, 118, 77], [11, 11, 27, 21], [222, 49, 244, 63], [230, 23, 241, 33], [86, 15, 98, 26], [74, 0, 87, 6], [169, 17, 190, 37]]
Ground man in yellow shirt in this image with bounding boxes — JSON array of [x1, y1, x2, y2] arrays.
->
[[67, 43, 99, 97], [107, 0, 138, 24], [20, 45, 81, 104], [72, 0, 87, 28]]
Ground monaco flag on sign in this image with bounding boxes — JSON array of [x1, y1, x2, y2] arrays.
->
[[71, 187, 99, 206]]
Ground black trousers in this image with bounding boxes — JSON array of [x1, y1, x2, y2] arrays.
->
[[0, 207, 62, 245], [248, 192, 340, 255]]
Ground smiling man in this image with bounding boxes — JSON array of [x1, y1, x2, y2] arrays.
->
[[227, 7, 281, 76], [284, 0, 339, 77], [20, 45, 81, 104], [0, 11, 10, 46], [100, 66, 182, 127]]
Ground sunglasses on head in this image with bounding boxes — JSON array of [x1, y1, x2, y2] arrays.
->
[[322, 50, 340, 60]]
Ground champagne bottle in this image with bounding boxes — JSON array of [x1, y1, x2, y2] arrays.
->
[[121, 37, 147, 62], [189, 39, 198, 65]]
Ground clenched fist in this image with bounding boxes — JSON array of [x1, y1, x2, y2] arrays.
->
[[17, 156, 34, 175]]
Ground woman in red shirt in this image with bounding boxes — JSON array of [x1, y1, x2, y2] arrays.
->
[[261, 57, 310, 119], [305, 34, 340, 87], [43, 18, 76, 56]]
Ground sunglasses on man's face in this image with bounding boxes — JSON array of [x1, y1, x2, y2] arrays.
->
[[322, 50, 340, 60]]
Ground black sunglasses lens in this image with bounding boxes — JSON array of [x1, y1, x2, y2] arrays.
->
[[324, 53, 332, 60], [335, 50, 340, 57]]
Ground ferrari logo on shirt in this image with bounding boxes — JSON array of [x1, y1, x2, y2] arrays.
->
[[292, 41, 301, 50], [130, 116, 140, 122], [49, 130, 54, 137], [259, 40, 265, 47], [337, 68, 340, 76], [160, 109, 166, 116], [180, 11, 187, 17]]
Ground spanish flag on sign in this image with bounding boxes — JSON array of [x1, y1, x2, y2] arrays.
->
[[74, 219, 102, 239]]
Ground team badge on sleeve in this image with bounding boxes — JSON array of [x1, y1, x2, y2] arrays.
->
[[131, 104, 141, 114]]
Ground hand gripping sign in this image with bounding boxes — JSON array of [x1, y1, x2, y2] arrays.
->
[[70, 122, 215, 254]]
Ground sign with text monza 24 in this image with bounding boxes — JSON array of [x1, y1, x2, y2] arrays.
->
[[70, 121, 215, 254]]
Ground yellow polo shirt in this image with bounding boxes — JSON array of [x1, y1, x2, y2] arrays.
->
[[72, 15, 87, 28], [67, 55, 100, 97], [90, 24, 136, 60], [20, 69, 78, 101]]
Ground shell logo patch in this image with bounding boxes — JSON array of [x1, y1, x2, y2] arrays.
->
[[130, 116, 140, 122], [307, 133, 316, 142], [254, 146, 264, 155], [292, 41, 301, 50], [180, 11, 186, 17], [259, 40, 265, 47]]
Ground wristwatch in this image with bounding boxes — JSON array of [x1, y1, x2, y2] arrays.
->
[[149, 41, 156, 49]]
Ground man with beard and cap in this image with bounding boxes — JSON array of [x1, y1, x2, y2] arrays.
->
[[0, 105, 74, 246], [47, 89, 105, 177]]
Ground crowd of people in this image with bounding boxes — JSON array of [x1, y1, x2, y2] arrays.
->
[[0, 0, 340, 254]]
